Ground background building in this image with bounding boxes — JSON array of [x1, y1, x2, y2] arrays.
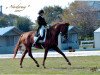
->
[[0, 26, 23, 54], [0, 6, 2, 16], [58, 26, 79, 50], [94, 27, 100, 49]]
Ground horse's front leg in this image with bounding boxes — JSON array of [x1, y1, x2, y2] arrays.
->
[[20, 50, 28, 68], [53, 46, 71, 65], [42, 48, 48, 68]]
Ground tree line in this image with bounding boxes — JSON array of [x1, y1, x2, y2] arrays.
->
[[44, 1, 100, 40], [0, 14, 33, 32], [0, 1, 100, 40]]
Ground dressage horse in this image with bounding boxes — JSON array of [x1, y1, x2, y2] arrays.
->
[[13, 22, 71, 68]]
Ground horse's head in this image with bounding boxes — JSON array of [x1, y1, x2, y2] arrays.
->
[[50, 22, 69, 39], [60, 23, 70, 39]]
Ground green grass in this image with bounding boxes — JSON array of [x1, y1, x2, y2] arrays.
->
[[0, 56, 100, 75]]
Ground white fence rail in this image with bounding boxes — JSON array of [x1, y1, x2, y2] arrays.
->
[[80, 40, 94, 49], [0, 51, 100, 58]]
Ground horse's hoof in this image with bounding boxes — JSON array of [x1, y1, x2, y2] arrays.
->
[[20, 65, 23, 68], [36, 64, 39, 67], [68, 62, 71, 65], [20, 66, 23, 68], [42, 64, 46, 69], [43, 66, 46, 69]]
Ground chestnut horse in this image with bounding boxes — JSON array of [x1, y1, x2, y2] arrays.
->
[[13, 22, 71, 68]]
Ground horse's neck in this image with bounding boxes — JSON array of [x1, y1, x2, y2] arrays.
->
[[53, 24, 61, 35], [48, 25, 61, 38]]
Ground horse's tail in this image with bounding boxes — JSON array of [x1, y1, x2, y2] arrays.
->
[[13, 34, 23, 59]]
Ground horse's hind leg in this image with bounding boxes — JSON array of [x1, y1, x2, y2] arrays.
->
[[27, 47, 39, 67], [20, 50, 28, 68], [53, 46, 71, 65]]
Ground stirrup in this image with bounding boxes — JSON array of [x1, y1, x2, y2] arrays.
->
[[33, 42, 36, 46]]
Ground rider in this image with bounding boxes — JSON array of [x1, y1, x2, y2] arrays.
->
[[34, 9, 47, 45]]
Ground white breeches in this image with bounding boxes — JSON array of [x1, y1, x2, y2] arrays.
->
[[39, 26, 46, 37]]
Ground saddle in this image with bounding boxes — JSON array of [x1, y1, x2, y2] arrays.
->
[[34, 28, 47, 44]]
